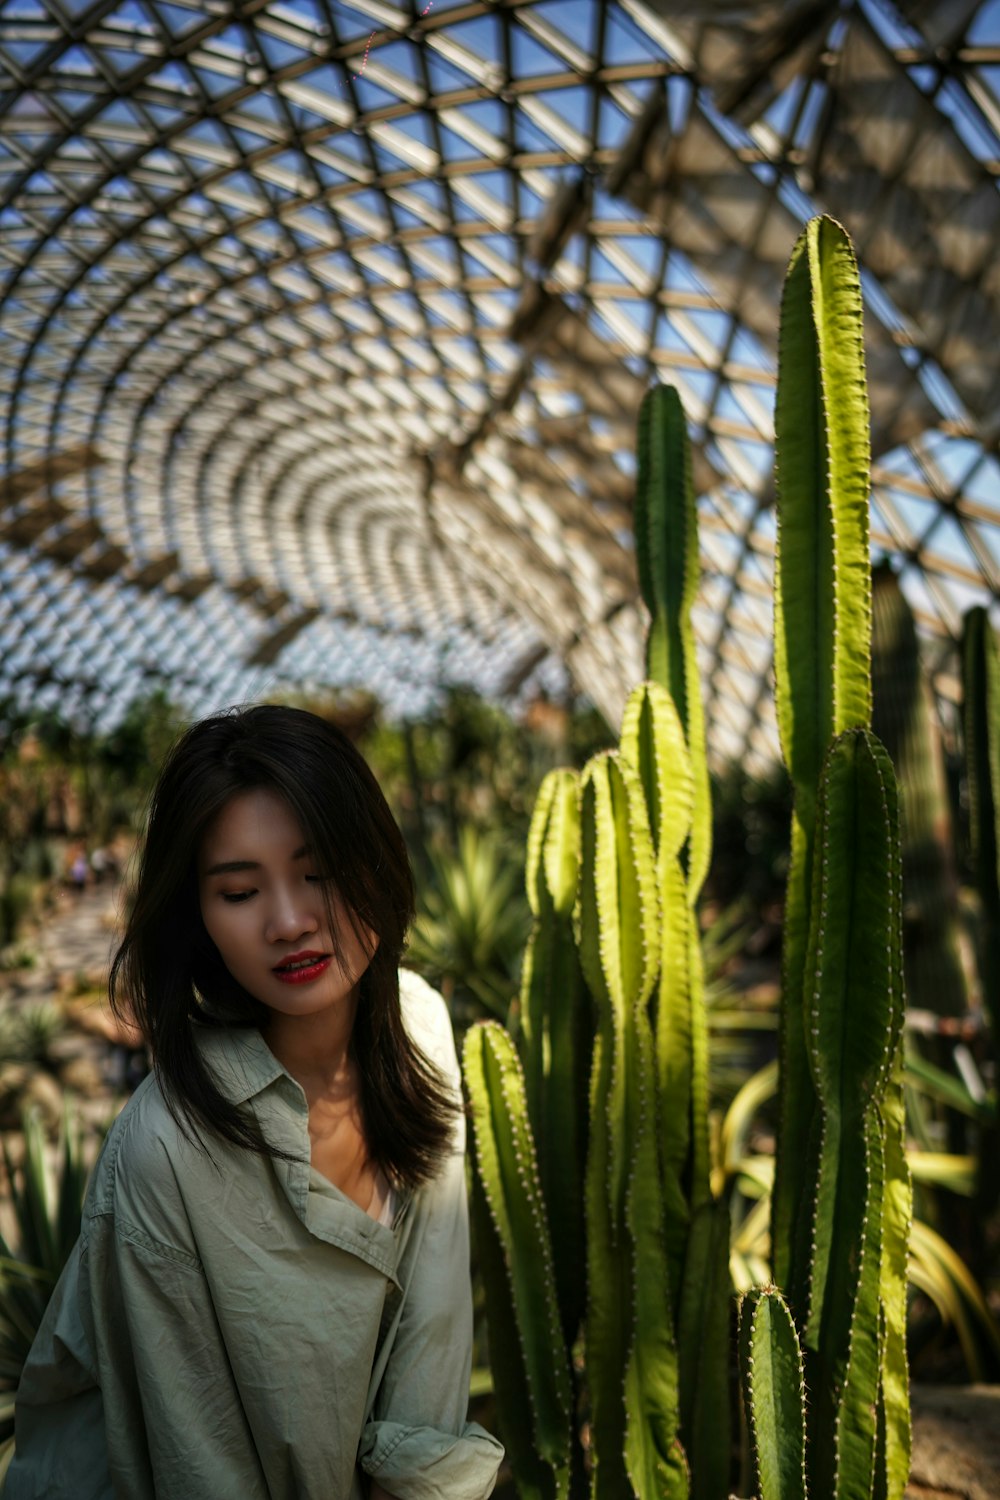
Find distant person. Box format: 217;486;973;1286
68;849;88;894
7;704;503;1500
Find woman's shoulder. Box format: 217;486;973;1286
398;968;456;1078
83;1073;216;1249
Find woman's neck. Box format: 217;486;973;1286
264;987;360;1099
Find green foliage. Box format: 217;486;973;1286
406;826;530;1023
0;876;37;948
0;1110;94;1463
465;214;918;1500
0;1003;67;1070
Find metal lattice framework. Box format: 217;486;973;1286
1;0;998;768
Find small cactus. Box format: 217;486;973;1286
738;1286;808;1500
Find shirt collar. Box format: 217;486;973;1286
194;1023;291;1105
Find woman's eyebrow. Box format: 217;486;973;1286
204;845;310;877
204;859;258;876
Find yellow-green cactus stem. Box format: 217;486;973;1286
520;767;589;1343
800;730;902;1497
576;750;665;1496
634;383;711;903
738;1286;808;1500
772;215;873;1297
463;1022;573;1500
620;682;700;1293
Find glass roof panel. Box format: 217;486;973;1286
1;0;998;750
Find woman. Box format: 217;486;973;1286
6;705;503;1499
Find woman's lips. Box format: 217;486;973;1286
272;955;332;984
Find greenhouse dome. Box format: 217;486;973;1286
1;0;998;769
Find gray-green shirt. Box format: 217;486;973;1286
5;970;503;1499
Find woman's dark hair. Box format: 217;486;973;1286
109;703;456;1189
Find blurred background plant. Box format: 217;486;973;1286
0;1107;101;1481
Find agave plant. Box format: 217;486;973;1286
0;1108;95;1473
405;825;531;1024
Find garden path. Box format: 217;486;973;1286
31;879;124;991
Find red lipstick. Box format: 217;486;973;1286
272;950;331;984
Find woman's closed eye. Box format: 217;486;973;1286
220;874;329;904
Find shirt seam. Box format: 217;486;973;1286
367;1422;410;1470
116;1217;204;1271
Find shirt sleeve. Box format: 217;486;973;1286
358;979;504;1500
87;1212;271;1498
4;1238;109;1500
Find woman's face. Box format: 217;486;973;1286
197;786;376;1019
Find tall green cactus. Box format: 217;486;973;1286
620;682;693;1300
634;384;711;904
634;388;712;1213
577;751;687;1497
771;213;873;1301
759;215;912;1500
959;606;1000;1222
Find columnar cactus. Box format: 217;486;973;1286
634;386;712;1213
800;729;902;1496
634;383;711;905
620;682;694;1299
576;750;688;1498
762;215;912;1500
770;214;874;1302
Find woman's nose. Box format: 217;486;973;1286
265;889;319;944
